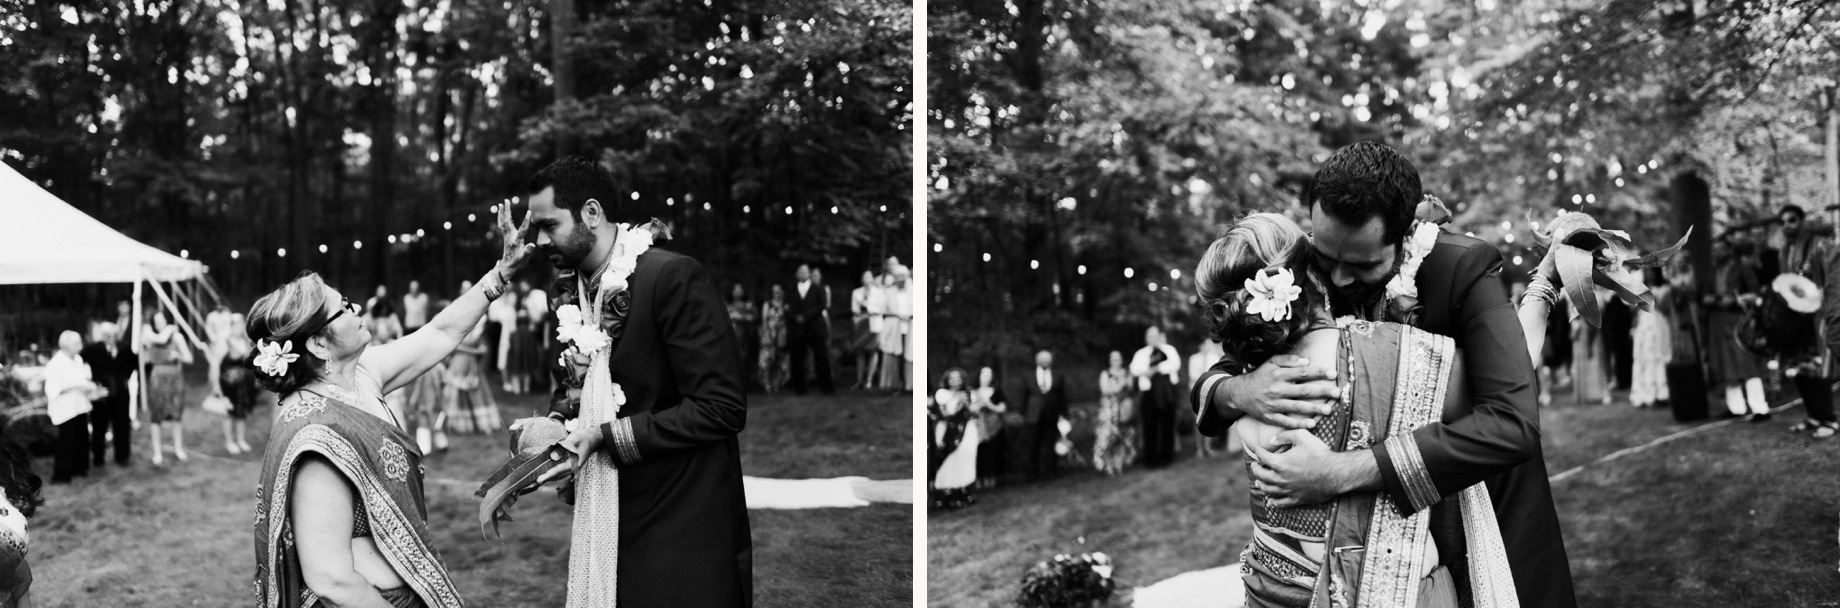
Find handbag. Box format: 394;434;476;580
201;393;233;416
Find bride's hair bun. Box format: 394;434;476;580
1194;213;1321;370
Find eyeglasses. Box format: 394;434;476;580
302;297;360;337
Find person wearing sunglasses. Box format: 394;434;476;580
245;203;534;608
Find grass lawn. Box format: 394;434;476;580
927;385;1840;608
27;369;912;608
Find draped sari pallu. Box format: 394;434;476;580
1316;323;1517;608
1242;322;1516;608
254;394;463;608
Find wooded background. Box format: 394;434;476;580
927;0;1840;371
0;0;912;316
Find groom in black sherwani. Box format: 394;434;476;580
1191;142;1575;608
527;156;753;608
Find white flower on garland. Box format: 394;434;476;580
1243;267;1303;323
253;340;299;377
554;303;611;356
1385;221;1442;300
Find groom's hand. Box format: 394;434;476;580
536;423;608;484
1247;429;1377;508
1219;355;1338;429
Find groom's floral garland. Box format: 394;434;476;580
552;222;656;411
1371;221;1440;325
1016;551;1115;608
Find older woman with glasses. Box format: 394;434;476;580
248;204;534;608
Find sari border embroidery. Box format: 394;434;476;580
1354;326;1453;608
258;424;463;608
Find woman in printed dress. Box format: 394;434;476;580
757;285;790;394
142;311;194;465
1092;351;1137;476
249;204;533;608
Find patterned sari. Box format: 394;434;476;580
253;393;463;608
1242;321;1517;608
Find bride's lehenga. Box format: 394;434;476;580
1241;320;1518;608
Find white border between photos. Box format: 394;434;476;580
910;0;929;604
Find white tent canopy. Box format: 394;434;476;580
0;160;205;285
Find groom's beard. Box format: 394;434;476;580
543;225;599;270
1327;281;1386;318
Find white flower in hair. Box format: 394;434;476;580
253;340;299;377
1243;267;1302;323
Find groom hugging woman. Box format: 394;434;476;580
1191;142;1580;608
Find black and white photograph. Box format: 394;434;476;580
928;0;1838;607
0;0;914;606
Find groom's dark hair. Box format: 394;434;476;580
1303;141;1422;245
529;156;621;222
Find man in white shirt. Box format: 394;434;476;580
1130;326;1182;468
402;280;430;332
203;303;236;388
852;270;885;390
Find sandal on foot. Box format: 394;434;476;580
1789;421;1817;433
1815;423;1839;440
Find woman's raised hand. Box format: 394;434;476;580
497;200;538;275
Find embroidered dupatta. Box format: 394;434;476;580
253;393;463;608
1308;322;1517;608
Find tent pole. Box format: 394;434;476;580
132;274;144;425
147;279;206;350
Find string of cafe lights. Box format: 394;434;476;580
172;191;902;263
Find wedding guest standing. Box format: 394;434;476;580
930;369;980;509
1571;290;1613;405
523;282;551;393
1777;205;1840;438
441;294;501;436
1186;339;1227;457
852;270;885;390
44;331;99;483
204;303;236;390
80;322;136;467
971;366;1009;488
758;285;790;394
1131;326;1182;468
787;264;835;394
505;280;540;394
879;266;913;393
1629;268;1673;409
402;280;431;333
1705;237;1769;419
1021;349;1067;480
1093;351;1137;476
142;311;194;465
727;284;759;390
217;314;257;454
488;284;519;379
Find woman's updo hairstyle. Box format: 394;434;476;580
1194;213;1324;372
245;271;336;394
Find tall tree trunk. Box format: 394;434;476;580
551;0;578;159
1825;87;1838;230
